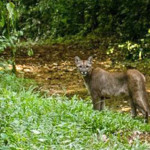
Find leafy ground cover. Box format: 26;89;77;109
0;73;150;150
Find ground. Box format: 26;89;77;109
15;44;109;96
1;44;150;113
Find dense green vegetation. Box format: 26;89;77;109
0;72;150;149
12;0;150;40
1;0;150;60
1;2;150;149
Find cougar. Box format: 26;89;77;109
75;56;150;123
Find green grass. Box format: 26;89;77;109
0;73;150;150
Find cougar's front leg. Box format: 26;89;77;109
99;96;105;111
91;93;100;110
91;93;105;111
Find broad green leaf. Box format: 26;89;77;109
6;2;15;19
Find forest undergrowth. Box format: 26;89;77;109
0;71;150;149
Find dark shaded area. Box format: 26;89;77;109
1;0;150;40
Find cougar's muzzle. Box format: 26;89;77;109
81;71;88;76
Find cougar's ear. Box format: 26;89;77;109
88;56;93;64
75;56;80;64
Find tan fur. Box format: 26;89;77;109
75;56;150;123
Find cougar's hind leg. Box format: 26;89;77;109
137;105;149;123
145;112;149;123
131;104;137;118
130;99;137;118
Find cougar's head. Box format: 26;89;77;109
75;56;93;76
